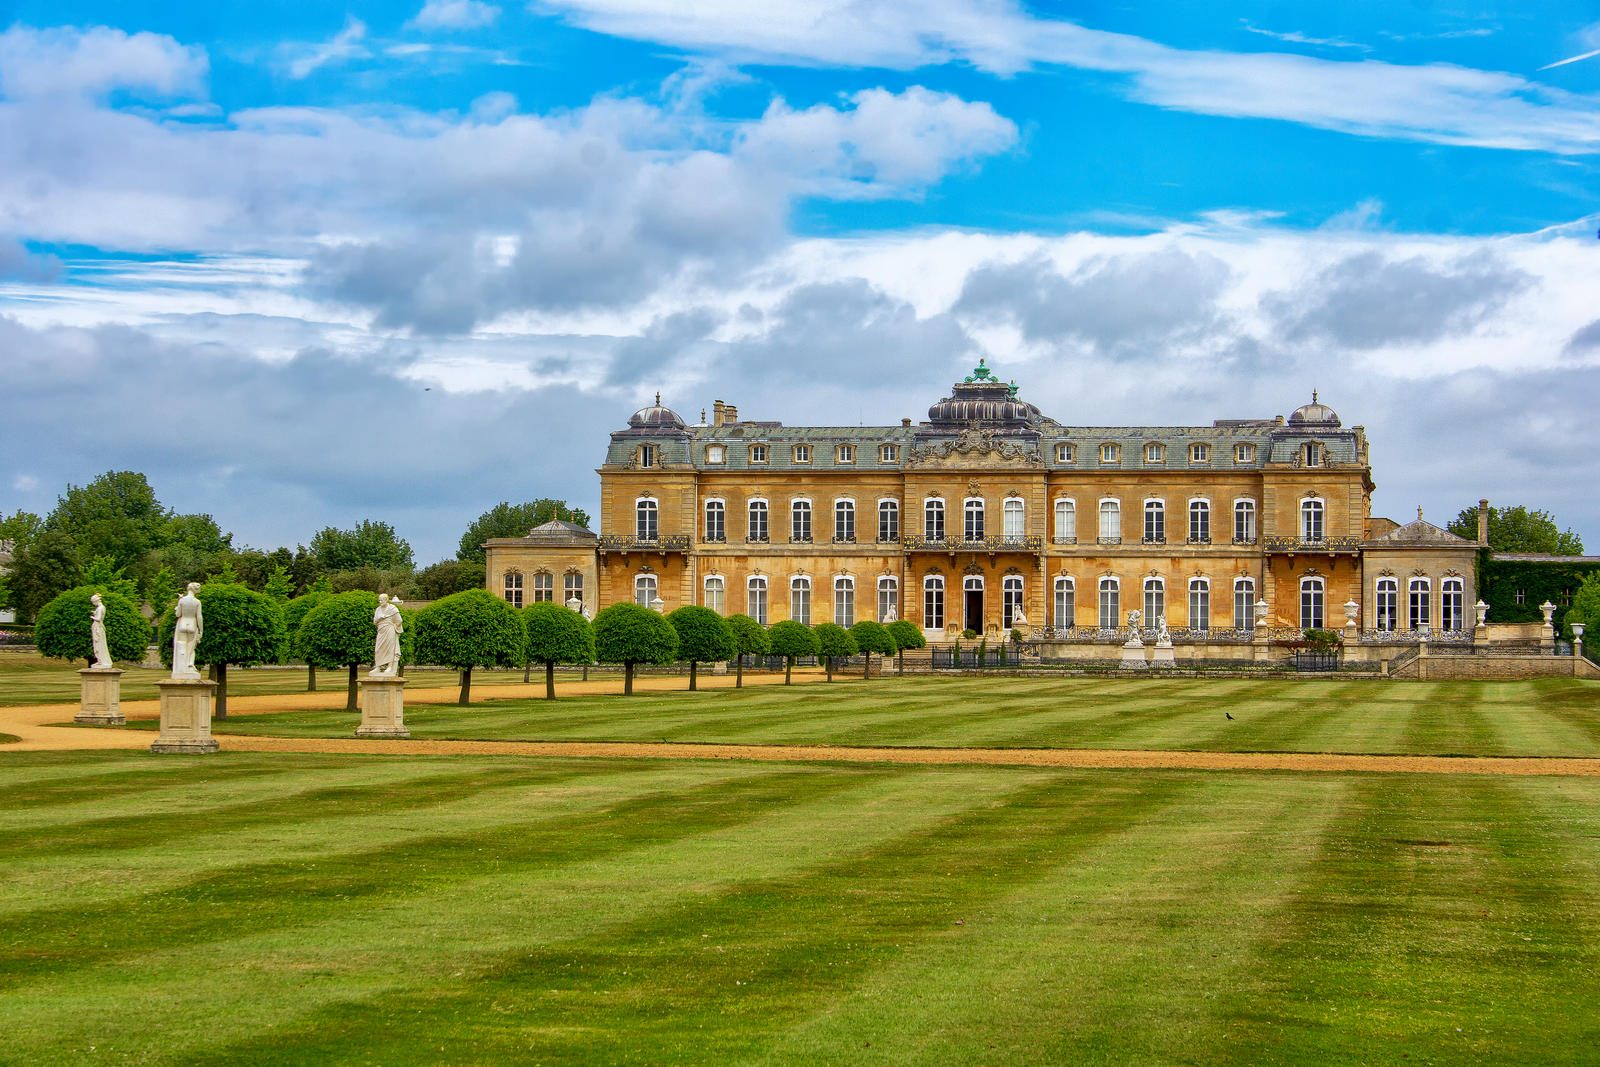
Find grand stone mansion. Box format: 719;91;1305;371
484;361;1482;651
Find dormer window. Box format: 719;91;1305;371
1055;444;1074;463
706;444;725;464
794;444;811;464
879;444;898;463
1099;444;1120;464
1302;443;1322;467
639;444;657;468
1189;444;1209;464
1144;444;1164;464
836;444;855;464
750;444;768;464
1234;443;1255;463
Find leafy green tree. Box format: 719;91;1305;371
812;622;858;683
1449;505;1584;555
297;591;382;711
4;529;81;622
43;470;170;569
308;520;415;572
263;565;294;602
592;602;679;695
165;512;232;554
0;509;42;549
666;606;736;691
79;556;139;603
416;560;487;600
456;500;591;563
522;602;595;699
210;558;240;584
157;583;286;719
767;620;820;685
282;590;330;691
143;566;180;620
34;587;149;666
1563;573;1600;642
849;620;897;680
415;589;525;705
886;620;925;674
328;565;420;599
725;613;769;688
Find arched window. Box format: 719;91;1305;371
1188;500;1211;544
835;577;855;627
1002;575;1024;628
1099;443;1120;464
1234;500;1257;544
1143;500;1165;544
564;571;583;607
1233;578;1255;631
1234;443;1255;463
1144;443;1164;464
636;498;658;541
790;577;811;626
503;570;523;608
704;499;725;543
878;500;899;543
1376;577;1399;632
1409;577;1431;632
1301;498;1325;542
1055;443;1075;463
836;443;855;464
791;499;812;543
1099;499;1121;542
1003;498;1025;538
1098;578;1120;629
634;573;658;608
924;576;945;630
1300;577;1325;629
878;576;898;622
834;499;856;543
1442;578;1465;632
747;576;768;625
1189;443;1209;464
748;499;769;542
1054;499;1076;543
964;498;985;541
1143;577;1165;626
1188;578;1210;631
1053;577;1075;630
532;571;554;603
703;575;725;614
924;498;946;542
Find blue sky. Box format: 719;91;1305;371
2;1;1598;562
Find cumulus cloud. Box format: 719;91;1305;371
410;1;502;30
1263;250;1534;349
0;24;207;100
1564;319;1600;356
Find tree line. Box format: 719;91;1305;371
0;470;587;622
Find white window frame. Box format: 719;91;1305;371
964;497;986;542
1442;578;1465;632
1303;442;1321;467
1053;576;1075;630
706;444;725;465
747;498;769;542
1002;575;1024;629
1234;443;1254;463
1189;443;1209;464
1188;578;1210;631
1099;443;1120;464
634;573;658;608
878;576;898;622
791;498;812;543
1376;578;1399;632
1144;443;1164;464
834;498;856;543
1098;578;1120;630
924;576;945;630
703;498;726;543
877;499;900;543
563;571;583;607
1055;443;1075;464
749;444;768;464
747;576;768;625
1233;578;1255;631
834;576;855;627
1098;498;1122;541
1003;498;1025;538
1143;499;1165;543
639;443;657;468
1188;498;1211;544
635;497;658;541
837;443;855;464
703;575;725;614
1409;577;1431;632
1233;499;1257;543
1054;498;1077;543
793;444;811;464
1301;498;1325;542
1143;578;1165;626
532;571;554;603
1300;577;1325;630
503;570;523;608
879;443;898;463
924;498;946;542
790;576;812;626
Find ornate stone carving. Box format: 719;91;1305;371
906;428;1043;468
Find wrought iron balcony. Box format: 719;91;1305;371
1141;535;1166;546
598;534;691;552
703;534;727;544
1096;536;1123;547
745;534;770;544
876;535;901;545
1187;536;1212;546
903;534;1044;552
1263;536;1361;553
1231;535;1258;546
789;534;813;545
1051;535;1078;546
832;535;857;545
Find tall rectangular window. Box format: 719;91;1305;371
1098;579;1120;630
1234;500;1256;543
791;501;811;542
1301;500;1325;542
1300;578;1325;630
1234;579;1255;631
1003;499;1024;538
1053;578;1074;629
1442;578;1464;631
1099;500;1121;541
747;578;767;625
835;578;855;627
1376;578;1398;631
748;500;768;542
878;500;899;542
704;576;724;614
564;571;583;607
1409;578;1430;631
1188;580;1209;631
1002;575;1024;629
636;499;658;541
532;572;554;603
503;571;523;608
878;577;898;623
1054;499;1076;542
924;577;944;630
634;574;657;608
704;500;725;542
964;499;985;541
1143;579;1164;627
790;578;811;626
925;499;945;541
1189;501;1211;544
1143;501;1165;543
834;500;855;542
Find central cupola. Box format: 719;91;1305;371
925;359;1046;431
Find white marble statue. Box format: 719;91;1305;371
171;583;203;680
566;595;584;614
1127;609;1141;630
370;593;404;677
1156;613;1169;640
1011;607;1028;627
89;593;113;668
881;605;897;624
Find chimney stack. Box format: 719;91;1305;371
1477;499;1490;546
901;417;911;427
712;400;725;426
724;404;738;424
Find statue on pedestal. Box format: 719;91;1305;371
1127;609;1142;633
89;593;113;668
171;583;204;680
881;605;897;624
370;593;404;677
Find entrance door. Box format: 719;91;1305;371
963;577;984;633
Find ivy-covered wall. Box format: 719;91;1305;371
1478;553;1600;626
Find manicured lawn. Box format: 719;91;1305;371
0;750;1596;1064
124;675;1600;759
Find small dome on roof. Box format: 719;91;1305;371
628;392;686;430
1288;390;1341;427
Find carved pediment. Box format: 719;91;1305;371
906;428;1043;469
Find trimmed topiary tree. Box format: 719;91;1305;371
593;602;679;695
849;619;897;680
767;620;820;685
812;622;858;683
296;591;380;711
666;605;737;691
886;619;925;674
158;582;286;718
282;590;330;691
35;587;149;666
415;589;525;705
523;601;595;700
725;613;769;688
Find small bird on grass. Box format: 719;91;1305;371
1225;712;1235;720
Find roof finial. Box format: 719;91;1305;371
1312;388;1318;403
1417;505;1424;521
654;391;661;406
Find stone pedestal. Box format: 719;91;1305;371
1119;635;1148;670
357;676;410;739
76;668;125;724
1150;636;1177;668
151;678;219;754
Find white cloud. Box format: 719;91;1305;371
533;0;1600;154
285;17;370;79
0;24;207;100
11;474;39;492
410;0;502;30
